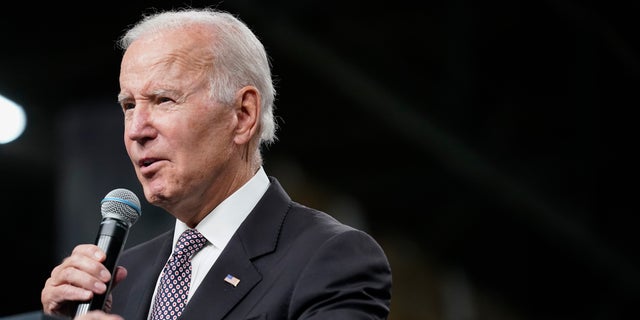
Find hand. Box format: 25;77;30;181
41;244;128;317
74;310;124;320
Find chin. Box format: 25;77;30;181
143;184;169;206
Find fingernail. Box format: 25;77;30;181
100;269;110;280
94;282;106;292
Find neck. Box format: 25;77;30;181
175;151;262;228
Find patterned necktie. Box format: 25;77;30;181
150;228;207;320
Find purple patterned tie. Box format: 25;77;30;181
150;228;207;320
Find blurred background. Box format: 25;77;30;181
0;1;635;319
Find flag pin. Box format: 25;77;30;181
224;274;240;287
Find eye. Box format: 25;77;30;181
158;96;174;104
121;102;135;112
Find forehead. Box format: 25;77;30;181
119;26;215;91
123;25;215;69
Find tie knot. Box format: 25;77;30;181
173;228;206;257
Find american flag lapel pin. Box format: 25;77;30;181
224;274;241;287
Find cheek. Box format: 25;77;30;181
185;122;234;167
169;106;235;161
123;122;135;150
123;137;134;158
189;109;234;143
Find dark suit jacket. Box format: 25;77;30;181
111;177;392;319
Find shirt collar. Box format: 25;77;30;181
172;166;271;249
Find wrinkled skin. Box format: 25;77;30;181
41;22;262;320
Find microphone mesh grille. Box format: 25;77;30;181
100;188;142;226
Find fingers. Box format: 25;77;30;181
75;310;124;320
103;266;128;313
41;244;111;315
51;246;111;292
41;281;92;314
113;266;128;286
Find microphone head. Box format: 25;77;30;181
100;188;142;227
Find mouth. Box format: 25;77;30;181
139;158;159;168
138;158;165;175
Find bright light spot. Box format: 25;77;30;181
0;94;27;144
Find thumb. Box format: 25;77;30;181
103;266;127;312
113;266;128;286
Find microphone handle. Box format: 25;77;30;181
75;219;130;317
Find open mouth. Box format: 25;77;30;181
139;158;159;168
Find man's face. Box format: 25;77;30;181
118;26;237;216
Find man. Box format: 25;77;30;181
41;7;392;320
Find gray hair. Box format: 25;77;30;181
117;8;278;145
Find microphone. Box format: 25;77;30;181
74;188;142;317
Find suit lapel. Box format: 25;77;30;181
179;177;292;319
124;233;173;320
181;238;261;319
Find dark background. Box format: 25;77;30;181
0;1;635;319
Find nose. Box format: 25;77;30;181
125;104;157;144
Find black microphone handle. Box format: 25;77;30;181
75;218;130;317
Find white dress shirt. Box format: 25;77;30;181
147;167;270;318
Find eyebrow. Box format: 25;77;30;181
117;89;185;105
117;93;131;105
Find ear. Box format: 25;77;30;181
233;86;261;145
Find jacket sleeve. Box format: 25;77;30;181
290;229;393;319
